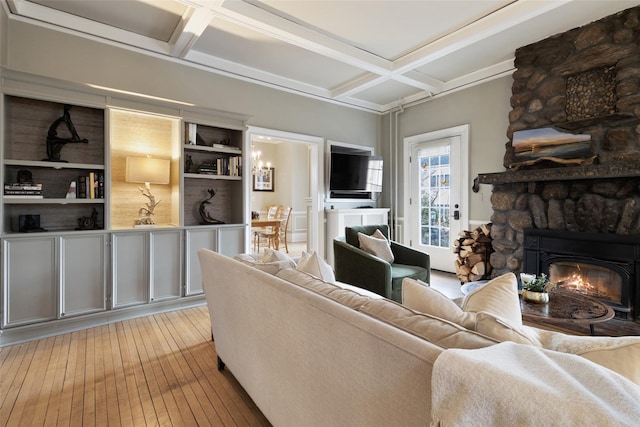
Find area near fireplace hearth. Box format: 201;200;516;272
476;6;640;323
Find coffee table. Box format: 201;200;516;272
520;289;614;335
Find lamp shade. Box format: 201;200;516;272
126;156;170;184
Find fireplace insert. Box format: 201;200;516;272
523;229;639;320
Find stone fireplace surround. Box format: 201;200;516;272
477;6;640;321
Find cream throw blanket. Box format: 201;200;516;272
431;342;640;426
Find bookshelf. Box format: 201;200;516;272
182;122;244;227
0;81;248;336
2;96;106;233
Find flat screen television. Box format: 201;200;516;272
329;152;383;193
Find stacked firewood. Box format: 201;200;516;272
453;223;493;283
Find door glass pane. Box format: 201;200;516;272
418;145;451;248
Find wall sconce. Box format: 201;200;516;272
125;156;170;227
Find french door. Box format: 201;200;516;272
404;126;468;273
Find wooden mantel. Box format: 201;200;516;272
475;163;640;190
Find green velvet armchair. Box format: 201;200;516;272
333;224;430;302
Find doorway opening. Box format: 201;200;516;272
245;127;322;258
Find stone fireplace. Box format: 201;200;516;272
476;6;640;321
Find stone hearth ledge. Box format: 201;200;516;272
476;163;640;188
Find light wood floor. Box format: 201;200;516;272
0;305;270;427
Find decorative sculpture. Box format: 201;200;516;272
135;185;161;226
77;207;99;230
199;188;224;225
45;104;89;162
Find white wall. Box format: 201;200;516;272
381;77;512;225
1;15;379;153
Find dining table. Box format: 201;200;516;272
251;218;281;250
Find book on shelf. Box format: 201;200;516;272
97;173;104;198
212;143;240;151
4;190;43;195
5;183;43;190
89;172;95;199
4;182;43;197
77;175;87;198
4;194;43;199
76;172;103;199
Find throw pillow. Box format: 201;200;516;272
296;250;335;282
233;252;294;275
371;228;388;241
402;278;476;330
474;312;541;346
260;248;297;268
461;272;522;327
358;231;394;263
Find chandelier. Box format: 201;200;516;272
251;145;271;175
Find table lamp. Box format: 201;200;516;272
125;156;170;227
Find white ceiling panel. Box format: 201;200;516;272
193;18;367;90
253;0;514;60
30;0;187;42
5;0;639;113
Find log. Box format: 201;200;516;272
471;262;486;276
454;223;494;283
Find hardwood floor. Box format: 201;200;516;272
0;305;270;427
2;274;638;426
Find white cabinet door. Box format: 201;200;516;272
112;232;148;308
185;228;217;295
150;229;182;301
218;226;245;257
61;234;107;317
3;237;57;327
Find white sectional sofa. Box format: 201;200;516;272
197;248;640;426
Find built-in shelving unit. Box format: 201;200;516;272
0;77;249;344
182;122;244;227
2;95;106;233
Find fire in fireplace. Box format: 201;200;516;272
523;228;638;320
548;262;623;306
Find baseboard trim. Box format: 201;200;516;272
0;295;207;347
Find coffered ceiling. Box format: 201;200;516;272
4;0;639;113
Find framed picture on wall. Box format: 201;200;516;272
253;168;274;192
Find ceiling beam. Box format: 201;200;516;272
169;5;215;58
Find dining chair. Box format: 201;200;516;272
253;205;278;252
256;206;291;252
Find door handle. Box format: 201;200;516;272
452;204;460;220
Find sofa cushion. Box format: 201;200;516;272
358;298;498;350
296;250;335;282
402;278;476;329
277;268;371;310
531;328;640;386
233;253;294;275
461;273;522;327
358;231;394;263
